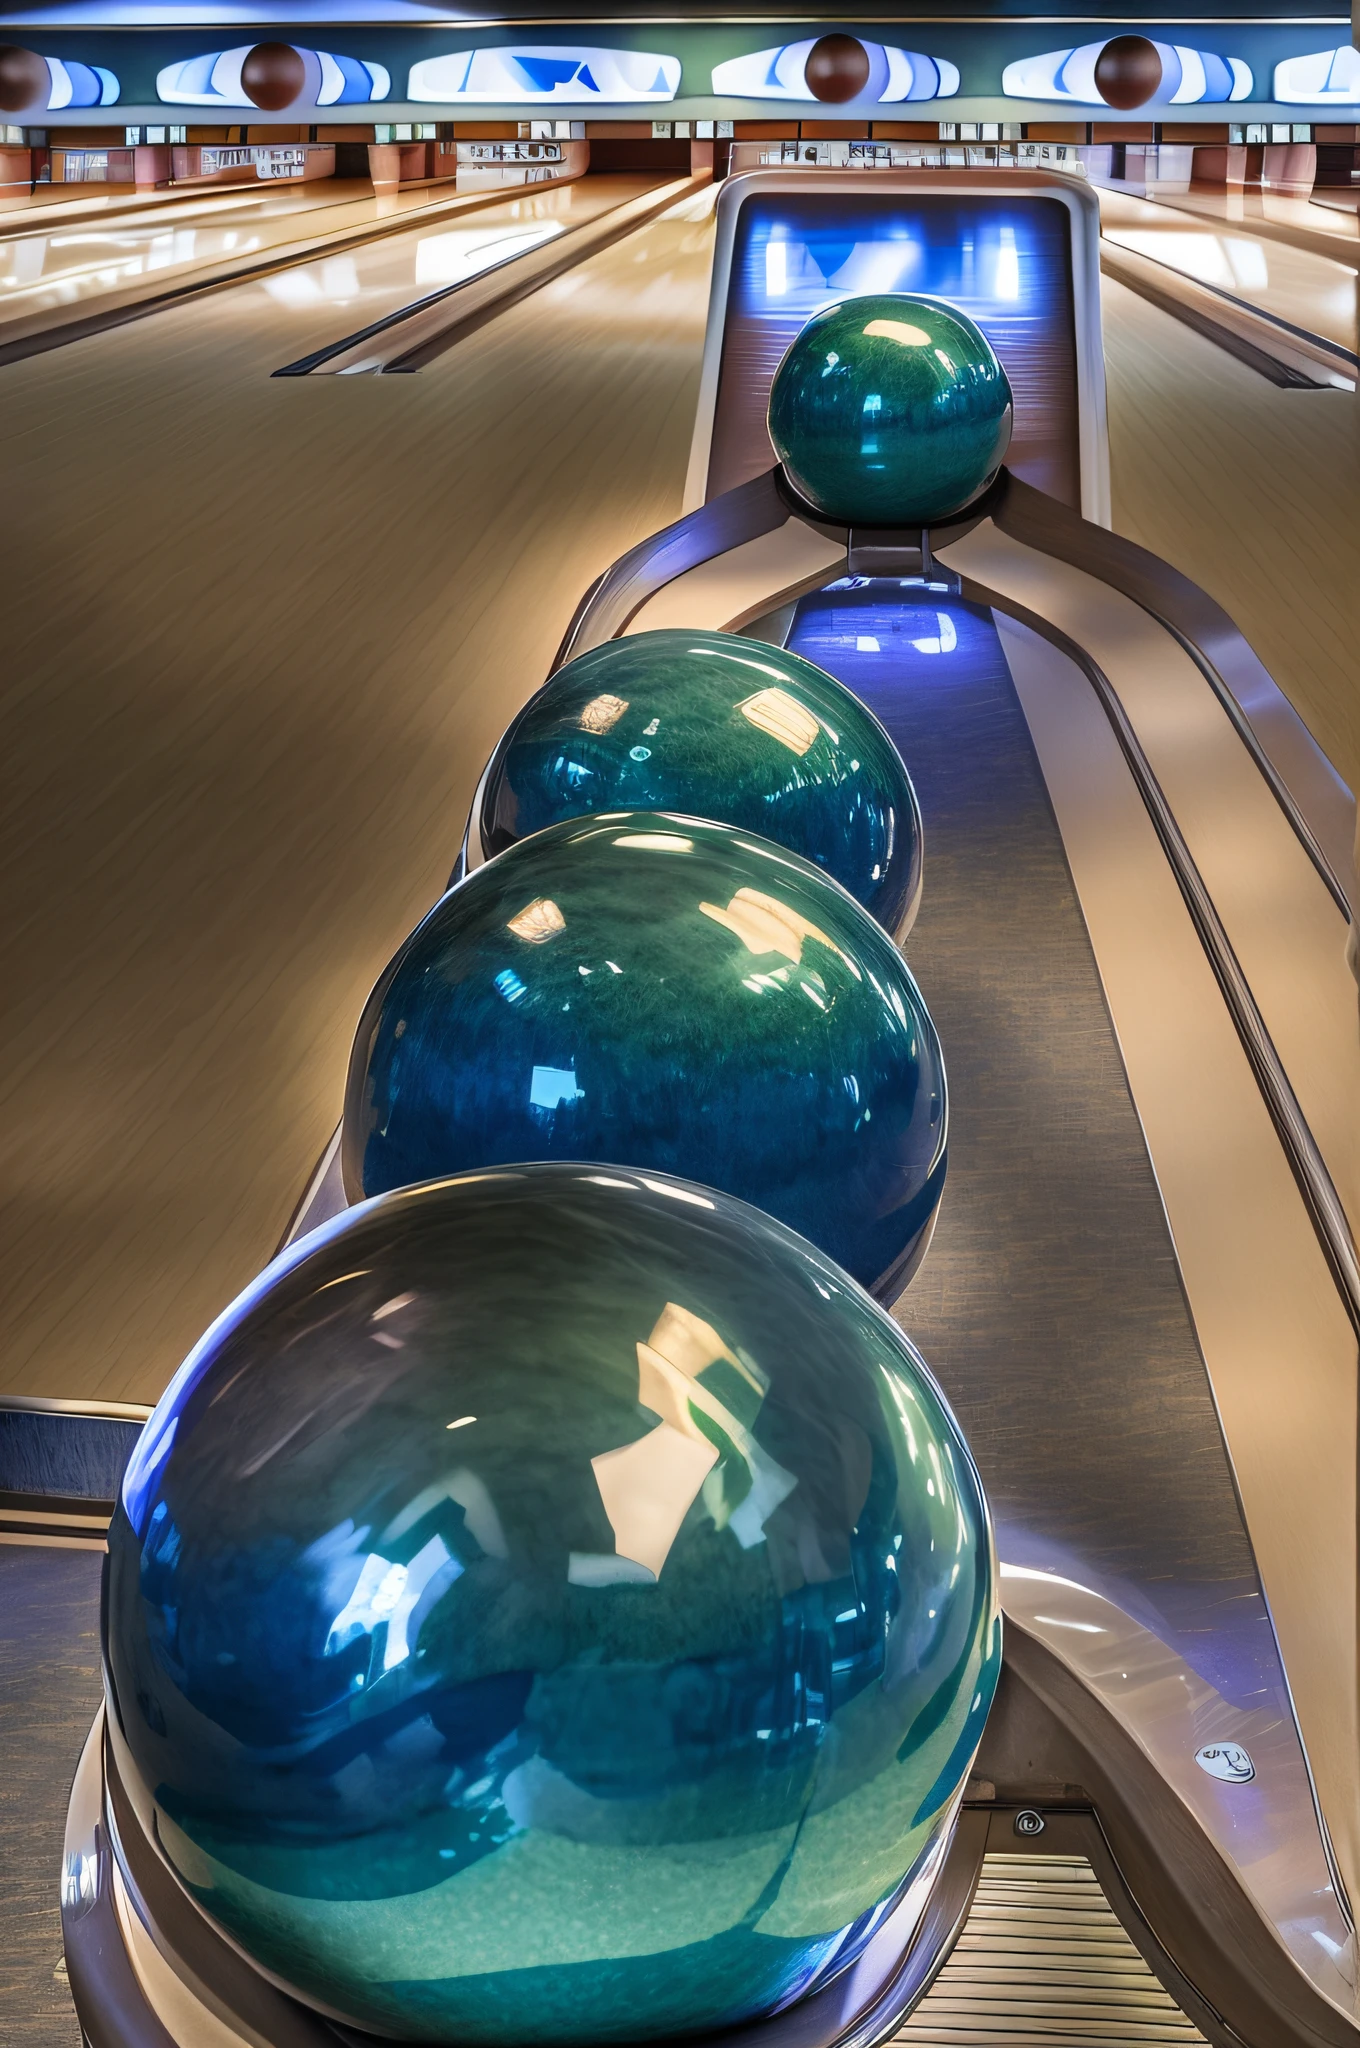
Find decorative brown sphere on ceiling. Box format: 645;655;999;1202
805;33;872;104
1093;34;1164;109
0;44;49;113
240;41;306;110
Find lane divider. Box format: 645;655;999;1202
1100;238;1356;389
0;166;587;371
285;173;707;377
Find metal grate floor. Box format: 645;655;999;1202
896;1852;1207;2045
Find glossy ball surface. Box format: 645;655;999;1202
482;629;922;937
1094;34;1162;107
241;40;305;107
768;294;1013;528
106;1167;1000;2045
0;43;48;112
805;33;871;102
345;812;947;1298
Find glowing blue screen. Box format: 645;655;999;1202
709;191;1079;506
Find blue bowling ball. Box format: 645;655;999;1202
106;1165;1000;2046
768;294;1013;527
481;629;922;937
344;811;947;1299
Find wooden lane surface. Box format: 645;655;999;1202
4;214;1350;1409
0;169;599;362
1112;183;1360;269
0;178;460;246
0;189;716;1404
1097;186;1360;360
1102;272;1360;811
292;174;696;375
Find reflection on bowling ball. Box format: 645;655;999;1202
106;1166;1000;2045
768;294;1013;528
481;629;922;936
344;812;947;1298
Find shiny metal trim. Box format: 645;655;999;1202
898;1852;1209;2044
957;567;1360;1376
553;466;794;665
0;1393;153;1421
275;1124;342;1254
992;472;1355;919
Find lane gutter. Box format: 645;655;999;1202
287;172;706;377
0;168;585;371
1100;237;1357;389
272;222;575;377
1103;181;1360;273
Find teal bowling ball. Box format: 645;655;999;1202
481;629;922;938
105;1166;1000;2046
344;811;947;1299
768;294;1013;527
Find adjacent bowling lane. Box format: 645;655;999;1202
0;177;405;242
0;184;715;1405
260;174;670;364
1116;180;1360;262
1102;268;1360;797
1099;185;1359;357
0;176;307;232
0;170;606;336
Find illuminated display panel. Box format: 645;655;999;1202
708;192;1080;509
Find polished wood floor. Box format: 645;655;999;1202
2;198;1355;1406
1102;272;1360;798
0;193;715;1403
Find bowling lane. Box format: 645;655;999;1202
0;168;470;233
1119;181;1360;262
0;188;714;1406
1101;270;1360;802
0;177;322;234
0;171;606;335
0;177;427;244
1098;185;1359;357
262;174;672;366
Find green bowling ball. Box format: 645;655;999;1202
768;294;1013;527
106;1166;1000;2045
481;629;923;937
344;811;947;1300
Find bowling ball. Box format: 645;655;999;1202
0;44;48;113
805;33;871;102
1094;34;1162;108
105;1165;1000;2045
481;629;922;937
768;294;1013;528
344;812;947;1299
241;40;305;108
